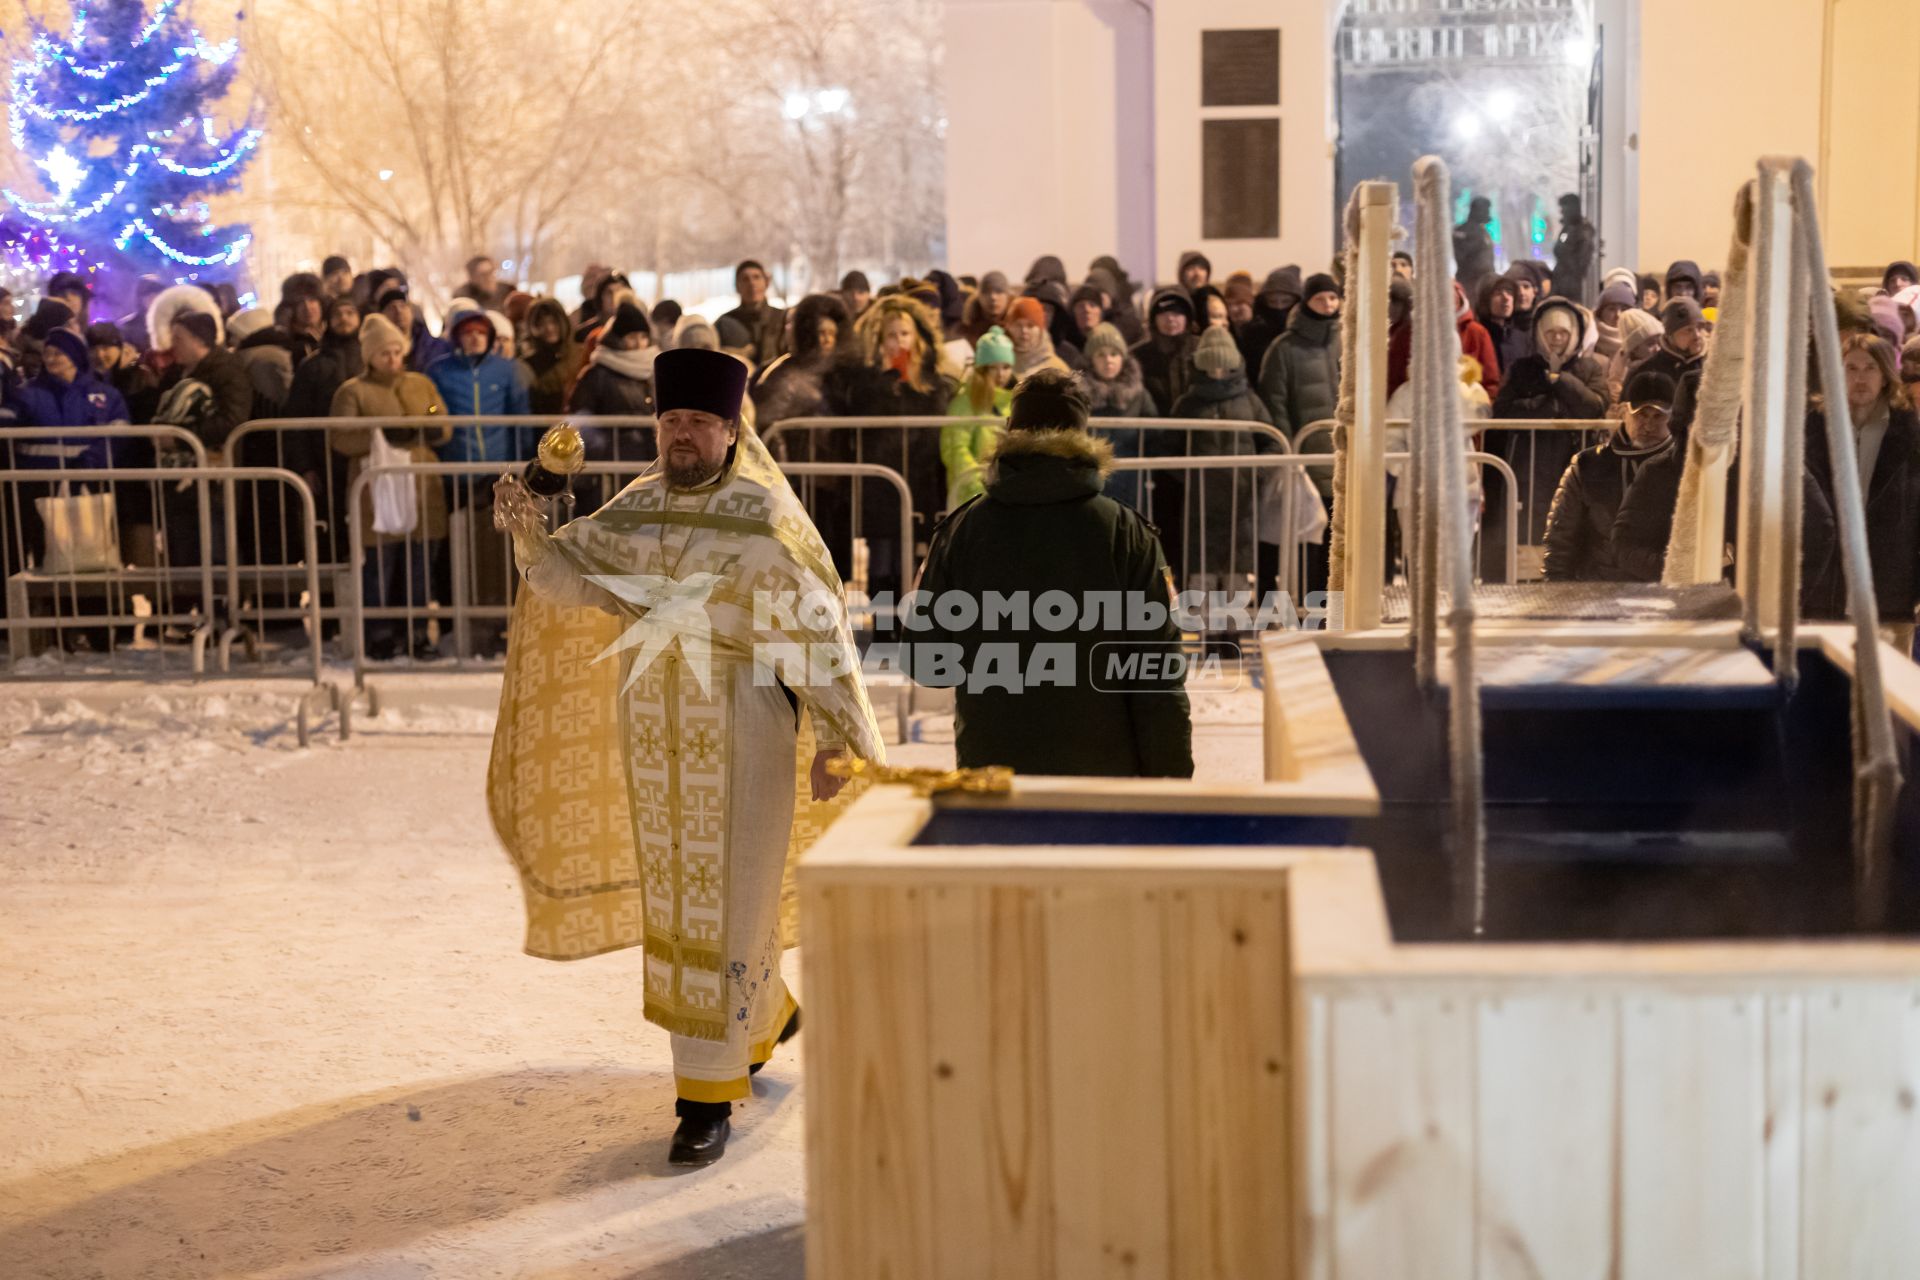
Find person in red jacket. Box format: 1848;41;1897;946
1454;279;1502;398
1388;280;1503;400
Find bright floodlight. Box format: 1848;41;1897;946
783;92;812;121
1486;89;1518;122
1453;112;1482;141
1562;34;1593;67
814;88;850;116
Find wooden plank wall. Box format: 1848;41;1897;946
804;869;1295;1280
1299;982;1920;1279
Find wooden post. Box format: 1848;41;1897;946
1343;182;1394;633
1737;163;1794;634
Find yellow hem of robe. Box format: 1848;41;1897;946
673;992;801;1103
676;1074;751;1103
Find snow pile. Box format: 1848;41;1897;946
357;701;500;736
0;691;320;776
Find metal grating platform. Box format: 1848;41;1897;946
1380;581;1744;624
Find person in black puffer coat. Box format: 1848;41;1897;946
1477;274;1532;379
1169;326;1278;593
1257;274;1343;597
1132;287;1199;420
569;302;657;418
821;293;959;599
1086;260;1145;346
755;293;859;564
1234;266;1302;383
1453;195;1497;301
752;292;854;428
568;301;658;508
1542;369;1679;582
1490;296;1611;553
1257;273;1342;472
911;370;1192;778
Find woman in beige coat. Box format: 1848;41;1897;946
331;313;451;658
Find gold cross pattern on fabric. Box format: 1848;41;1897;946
825;756;1014;797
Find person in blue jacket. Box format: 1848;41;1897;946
6;327;132;645
424;304;531;656
10;326;131;470
427;305;532;465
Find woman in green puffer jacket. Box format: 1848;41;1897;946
942;325;1015;509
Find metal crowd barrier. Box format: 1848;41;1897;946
341;459;913;688
227;414;661;470
1291;416;1604;456
1;426;221;669
783;462;916;603
764;416;1293;597
762;415;1295;453
1106;451;1521;612
1296;416;1608;580
0;423;208;467
218;415;662;665
223;413;662;553
0;465;344;745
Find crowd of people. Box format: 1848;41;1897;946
4;224;1920;655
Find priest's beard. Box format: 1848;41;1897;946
664;454;724;489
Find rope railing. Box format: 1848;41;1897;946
1785;157;1902;928
1412;153;1487;938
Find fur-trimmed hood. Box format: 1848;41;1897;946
147;284;223;354
984;427;1115;504
1532;295;1599;359
853;293;957;392
1084;353;1147;411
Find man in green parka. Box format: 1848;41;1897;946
910;370;1194;778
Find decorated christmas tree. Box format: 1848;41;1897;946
3;0;259;299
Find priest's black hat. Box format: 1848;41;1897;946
654;347;749;421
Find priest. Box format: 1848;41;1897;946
489;346;884;1166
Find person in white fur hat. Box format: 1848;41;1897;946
144;283;224;358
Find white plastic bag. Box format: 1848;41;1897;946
36;481;120;574
367;430;418;537
1257;468;1328;545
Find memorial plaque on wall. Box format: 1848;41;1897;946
1202;28;1280;107
1203;119;1280;240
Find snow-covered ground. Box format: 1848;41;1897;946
0;668;1263;1279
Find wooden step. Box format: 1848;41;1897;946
1436;642;1780;710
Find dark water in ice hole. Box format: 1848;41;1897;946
912;646;1920;943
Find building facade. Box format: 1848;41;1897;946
942;0;1920;284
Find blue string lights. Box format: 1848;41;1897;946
0;218;107;298
3;1;255;287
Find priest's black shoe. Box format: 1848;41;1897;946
749;1006;803;1076
669;1101;732;1166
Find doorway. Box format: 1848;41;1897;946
1334;0;1600;287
